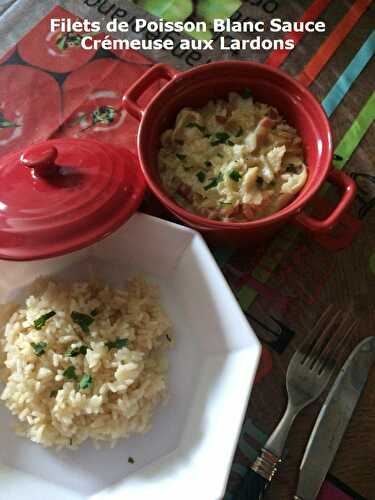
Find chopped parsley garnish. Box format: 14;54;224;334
31;341;48;357
236;127;244;137
71;311;95;334
176;153;186;161
227;140;235;146
241;88;252;99
286;165;298;174
204;160;212;167
63;366;77;380
196;171;206;183
90;309;99;317
211;132;230;146
166;334;172;342
204;172;223;191
229;170;242;182
79;374;93;390
217;153;224;158
50;389;58;398
105;338;129;350
256;177;264;185
34;311;56;330
186;122;206;133
334;154;343;161
128;457;135;464
64;345;88;358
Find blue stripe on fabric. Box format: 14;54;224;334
322;30;375;117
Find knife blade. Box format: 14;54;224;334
294;336;375;500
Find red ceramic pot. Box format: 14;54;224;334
123;62;356;246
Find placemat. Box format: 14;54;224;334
0;1;374;498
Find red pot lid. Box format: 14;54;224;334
0;138;146;261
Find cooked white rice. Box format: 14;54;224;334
0;277;172;449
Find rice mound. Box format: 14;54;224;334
0;277;172;449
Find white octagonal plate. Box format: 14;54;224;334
0;213;261;500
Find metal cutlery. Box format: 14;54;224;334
294;335;375;500
234;307;354;500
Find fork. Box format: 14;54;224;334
234;307;353;500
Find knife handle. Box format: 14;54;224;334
234;449;280;500
234;469;268;499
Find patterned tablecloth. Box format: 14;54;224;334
0;1;374;498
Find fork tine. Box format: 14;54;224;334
317;318;357;375
298;305;334;360
307;309;342;366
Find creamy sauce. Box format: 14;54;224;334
158;91;308;221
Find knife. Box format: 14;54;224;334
294;336;375;500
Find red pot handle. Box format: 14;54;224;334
294;169;357;233
122;63;178;121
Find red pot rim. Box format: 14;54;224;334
137;61;333;229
